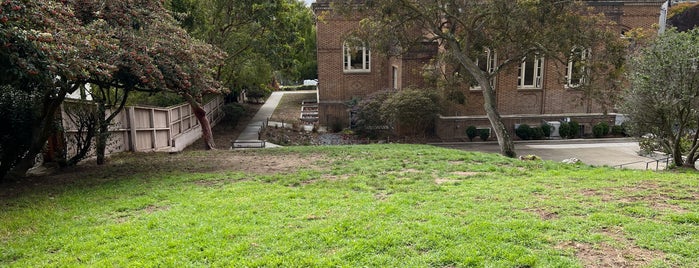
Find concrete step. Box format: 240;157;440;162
232;139;266;149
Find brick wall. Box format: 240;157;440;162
315;5;390;127
314;0;663;136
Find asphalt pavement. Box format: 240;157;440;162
433;138;670;170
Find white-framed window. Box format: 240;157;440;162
470;48;497;90
566;47;591;88
518;55;544;89
343;40;370;73
392;66;399;89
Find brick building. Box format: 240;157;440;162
312;0;664;140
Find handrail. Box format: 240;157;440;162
614;156;672;171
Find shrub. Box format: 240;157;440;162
515;124;532;140
221;103;246;125
479;128;490;141
379;88;440;135
540;123;552;138
559;122;571;139
568;121;580;138
593;122;610;138
531;127;545;140
246;84;273;103
611;125;624;136
466;126;478;141
350;90;393;136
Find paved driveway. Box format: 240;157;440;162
434;138;670;170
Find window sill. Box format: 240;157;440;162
343;69;371;74
517;87;543;91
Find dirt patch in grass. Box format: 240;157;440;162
524;208;558;220
557;227;665;267
451;171;481;177
143;204;170;214
0;150;327;199
580;181;690;213
165;152;327;175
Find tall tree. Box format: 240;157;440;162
169;0;317;90
623;28;699;169
72;0;225;151
339;0;623;157
0;0;115;179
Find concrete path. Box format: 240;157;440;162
234;90;316;148
434;138;670;170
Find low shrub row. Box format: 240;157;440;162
465;126;490;141
466;121;627;141
515;123;552;140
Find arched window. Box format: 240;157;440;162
343;39;370;73
518;54;544;89
567;47;591;88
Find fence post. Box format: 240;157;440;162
166;108;172;147
128;107;137;152
150;108;156;150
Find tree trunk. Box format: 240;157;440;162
672;137;684;168
449;40;516;157
9;90;68;178
482;87;517;158
95;119;109;165
183;94;216;150
683;128;699;169
95;88;129;165
195;104;216;150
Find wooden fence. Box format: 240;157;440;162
61;96;224;156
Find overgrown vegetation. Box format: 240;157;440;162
622;28;699;168
1;145;697;266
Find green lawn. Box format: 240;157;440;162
1;144;698;267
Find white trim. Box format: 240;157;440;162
518;55;544;89
566;47;591;88
343;41;371;73
470;48;497;91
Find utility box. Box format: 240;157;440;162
547;121;561;138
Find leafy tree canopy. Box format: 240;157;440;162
169;0;317;89
623;28;699;168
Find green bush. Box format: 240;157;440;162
350;90;393;136
515;124;532;140
611;125;624;136
479;128;490;141
466;126;478;141
593;122;610;138
559;122;571;139
379;88;440;135
221;103;246;125
540;123;552;138
531;127;545;140
568;121;580;138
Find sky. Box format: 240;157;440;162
304;0;314;6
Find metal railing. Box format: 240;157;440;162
614;157;672;171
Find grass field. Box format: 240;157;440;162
1;144;698;267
